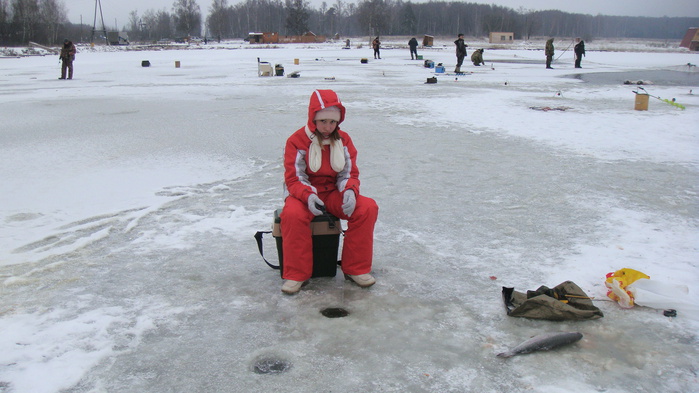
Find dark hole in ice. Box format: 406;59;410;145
566;70;699;87
253;358;291;374
321;307;349;318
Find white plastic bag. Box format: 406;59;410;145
626;278;699;320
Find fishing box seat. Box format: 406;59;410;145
272;208;342;278
258;61;273;77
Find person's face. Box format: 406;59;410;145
315;119;338;138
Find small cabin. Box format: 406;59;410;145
422;35;434;47
247;32;264;43
489;32;514;44
279;31;325;44
248;31;325;44
247;32;279;44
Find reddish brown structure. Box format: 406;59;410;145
247;32;326;44
680;27;699;51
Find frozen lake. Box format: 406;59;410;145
1;38;698;392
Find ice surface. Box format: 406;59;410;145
1;38;698;392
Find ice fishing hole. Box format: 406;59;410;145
566;70;699;87
321;307;349;318
252;358;291;374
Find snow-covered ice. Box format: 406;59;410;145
1;37;698;392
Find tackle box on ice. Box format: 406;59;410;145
271;208;341;277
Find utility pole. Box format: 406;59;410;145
91;0;108;45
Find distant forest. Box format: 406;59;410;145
1;0;697;46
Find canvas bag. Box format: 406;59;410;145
502;281;604;321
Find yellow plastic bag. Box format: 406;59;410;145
604;268;650;308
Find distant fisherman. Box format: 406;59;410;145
497;332;583;358
408;37;419;60
471;48;485;66
59;38;76;80
454;33;468;73
545;38;555;69
574;38;586;68
372;36;381;59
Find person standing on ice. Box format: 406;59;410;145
408;37;419;60
454;33;468;73
372;36;381;59
280;89;379;295
574;38;585;68
59;38;76;79
545;38;555;69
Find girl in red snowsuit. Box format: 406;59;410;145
280;89;379;294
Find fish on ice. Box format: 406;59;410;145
497;332;583;358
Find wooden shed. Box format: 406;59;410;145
249;31;325;44
247;32;263;43
279;31;326;44
423;35;434;47
489;32;514;43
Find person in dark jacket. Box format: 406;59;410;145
408;37;419;60
574;39;586;68
59;39;76;79
545;38;554;69
372;36;381;59
471;48;485;66
454;34;468;73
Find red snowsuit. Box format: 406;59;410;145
281;90;379;281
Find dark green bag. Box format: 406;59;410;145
502;281;604;321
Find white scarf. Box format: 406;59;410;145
305;126;345;173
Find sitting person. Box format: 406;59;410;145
280;89;379;294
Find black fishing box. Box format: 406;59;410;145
272;208;341;278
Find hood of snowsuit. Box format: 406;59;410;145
306;89;346;133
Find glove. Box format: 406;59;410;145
342;190;356;217
307;194;325;216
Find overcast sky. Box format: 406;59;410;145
68;0;699;31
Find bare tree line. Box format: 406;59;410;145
0;0;68;45
1;0;697;46
126;0;203;41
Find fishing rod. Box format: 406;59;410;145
316;204;345;235
634;86;686;110
554;39;574;61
